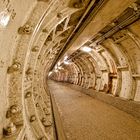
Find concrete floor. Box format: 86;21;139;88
48;80;140;140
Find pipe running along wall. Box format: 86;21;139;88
50;1;140;102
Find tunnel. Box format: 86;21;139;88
0;0;140;139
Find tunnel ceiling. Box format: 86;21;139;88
0;0;140;139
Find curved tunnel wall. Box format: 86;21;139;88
0;0;91;139
50;23;140;101
0;0;140;139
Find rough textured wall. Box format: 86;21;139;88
0;0;92;139
0;0;36;138
50;1;140;103
0;0;140;139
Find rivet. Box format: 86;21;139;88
30;115;36;122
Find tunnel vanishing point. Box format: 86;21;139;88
0;0;140;140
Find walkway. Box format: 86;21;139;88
48;80;140;140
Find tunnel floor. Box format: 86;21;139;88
48;80;140;140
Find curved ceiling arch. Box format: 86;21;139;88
0;0;140;139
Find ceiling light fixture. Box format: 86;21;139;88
0;10;10;28
64;56;68;60
58;62;61;66
58;67;62;70
81;46;92;52
48;72;52;76
55;69;58;72
55;65;58;69
64;61;69;65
